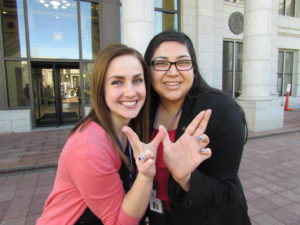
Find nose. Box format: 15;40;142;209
123;83;135;97
167;63;179;76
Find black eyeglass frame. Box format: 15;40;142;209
150;60;193;71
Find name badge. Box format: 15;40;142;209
150;189;164;214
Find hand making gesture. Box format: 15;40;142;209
162;110;212;191
122;126;167;178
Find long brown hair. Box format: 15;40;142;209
70;44;151;168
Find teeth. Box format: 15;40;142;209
165;82;179;86
121;101;136;106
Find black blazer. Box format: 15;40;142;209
150;90;252;225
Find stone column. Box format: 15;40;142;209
237;0;284;132
122;0;154;55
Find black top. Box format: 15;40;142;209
150;90;251;225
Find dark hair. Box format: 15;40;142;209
144;31;248;142
70;43;150;168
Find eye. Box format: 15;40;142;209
134;78;144;84
153;60;169;67
111;80;122;85
177;60;192;66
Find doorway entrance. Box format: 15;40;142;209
32;62;82;127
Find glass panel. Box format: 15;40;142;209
234;42;243;97
2;0;27;57
32;68;56;123
60;68;82;121
285;0;295;16
81;1;100;60
6;61;29;106
277;51;284;95
222;41;233;96
279;0;285;15
27;0;79;59
155;0;178;10
82;62;93;105
154;11;178;35
284;52;293;95
224;0;235;2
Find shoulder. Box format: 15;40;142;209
61;122;120;170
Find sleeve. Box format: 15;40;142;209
67;133;140;225
169;99;246;209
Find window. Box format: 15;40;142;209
2;0;27;58
277;51;294;96
279;0;295;16
6;61;29;107
80;1;100;60
27;0;79;59
224;0;244;3
222;41;243;98
154;0;179;35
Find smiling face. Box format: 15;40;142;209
150;41;194;105
104;54;146;126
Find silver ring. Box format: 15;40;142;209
138;152;147;163
196;135;203;141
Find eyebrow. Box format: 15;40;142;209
152;55;190;60
108;73;143;80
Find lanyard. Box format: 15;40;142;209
117;137;134;188
153;103;183;131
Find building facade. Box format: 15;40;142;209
0;0;299;133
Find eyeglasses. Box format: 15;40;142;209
151;60;193;71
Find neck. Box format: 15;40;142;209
156;99;184;130
112;117;130;148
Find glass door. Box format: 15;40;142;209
32;62;82;126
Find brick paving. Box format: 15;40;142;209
0;109;300;225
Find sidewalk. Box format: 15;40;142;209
0;109;300;225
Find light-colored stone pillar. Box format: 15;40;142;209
195;0;223;89
122;0;154;55
237;0;284;132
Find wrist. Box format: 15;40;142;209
136;172;154;183
173;173;191;192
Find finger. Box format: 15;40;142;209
151;125;167;148
122;126;141;151
199;147;212;158
194;134;210;145
137;149;156;163
196;109;212;134
161;125;172;147
184;111;206;136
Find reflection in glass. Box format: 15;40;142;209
284;52;293;95
235;42;243;97
6;61;29;106
82;62;94;105
80;1;100;60
27;0;79;59
222;41;233;96
154;11;178;35
2;0;27;57
277;51;284;94
155;0;178;10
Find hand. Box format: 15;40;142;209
162;110;212;191
122;126;166;178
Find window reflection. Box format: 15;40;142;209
155;0;178;10
6;61;29;106
82;62;93;105
27;0;79;59
2;0;27;58
154;11;178;35
80;2;100;60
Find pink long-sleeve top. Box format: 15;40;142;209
36;121;140;225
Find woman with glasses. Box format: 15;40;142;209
144;31;252;225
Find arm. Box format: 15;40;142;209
70;126;165;225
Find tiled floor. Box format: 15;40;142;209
0;109;300;225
